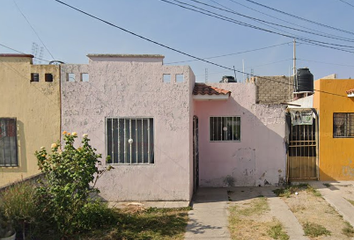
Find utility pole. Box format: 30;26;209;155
293;39;297;92
293;39;296;76
242;59;245;82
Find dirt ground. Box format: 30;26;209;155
227;184;354;240
281;185;352;240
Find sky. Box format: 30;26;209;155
1;0;354;83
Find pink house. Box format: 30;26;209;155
60;54;286;202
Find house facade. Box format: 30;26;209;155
61;54;195;201
314;78;354;180
60;54;287;202
0;54;60;187
194;83;286;187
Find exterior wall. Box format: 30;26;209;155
314;79;354;180
194;83;286;187
0;55;61;186
61;55;195;201
248;76;294;104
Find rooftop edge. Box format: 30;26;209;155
87;54;165;59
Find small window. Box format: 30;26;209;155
210;116;241;141
163;74;171;83
67;73;75;82
106;118;154;164
176;74;184;83
81;73;89;82
0;118;18;167
45;73;53;82
333;113;354;138
30;73;39;82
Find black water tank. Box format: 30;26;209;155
220;76;237;83
296;68;313;92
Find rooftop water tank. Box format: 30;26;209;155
220;76;237;83
296;68;313;92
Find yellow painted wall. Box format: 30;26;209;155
314;79;354;180
0;55;60;186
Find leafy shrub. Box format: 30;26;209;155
75;201;116;232
0;181;37;238
34;132;111;237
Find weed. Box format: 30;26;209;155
346;198;354;206
342;221;354;237
273;184;321;198
237;197;269;216
323;183;331;188
227;190;233;201
303;222;331;237
306;185;322;197
267;222;289;240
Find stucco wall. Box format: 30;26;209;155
314;79;354;180
0;56;60;186
61;55;195;201
194;83;286;187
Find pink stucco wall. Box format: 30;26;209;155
194;83;286;187
61;55;195;201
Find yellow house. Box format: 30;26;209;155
0;54;60;187
314;78;354;180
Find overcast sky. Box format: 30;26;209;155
1;0;354;82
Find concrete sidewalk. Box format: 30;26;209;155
185;188;231;239
186;187;309;240
309;181;354;228
261;188;309;240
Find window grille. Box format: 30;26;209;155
0;118;18;167
210;116;241;141
106;118;154;164
333;113;354;138
30;73;39;82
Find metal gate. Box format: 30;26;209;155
287;109;318;181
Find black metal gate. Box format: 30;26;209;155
287;110;318;181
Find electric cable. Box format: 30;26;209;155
52;0;350;99
187;0;354;44
13;0;55;60
166;42;292;64
243;0;354;36
160;0;354;53
215;0;354;43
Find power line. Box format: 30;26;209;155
188;0;354;44
160;0;354;53
244;0;354;36
166;41;292;64
13;0;55;60
298;58;354;68
220;0;354;43
52;0;348;99
339;0;354;8
0;42;51;63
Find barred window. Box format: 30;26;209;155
106;118;154;164
0;118;18;166
333;113;354;138
210;116;241;141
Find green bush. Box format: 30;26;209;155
0;181;37;238
75;201;116;232
34;132;111;237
